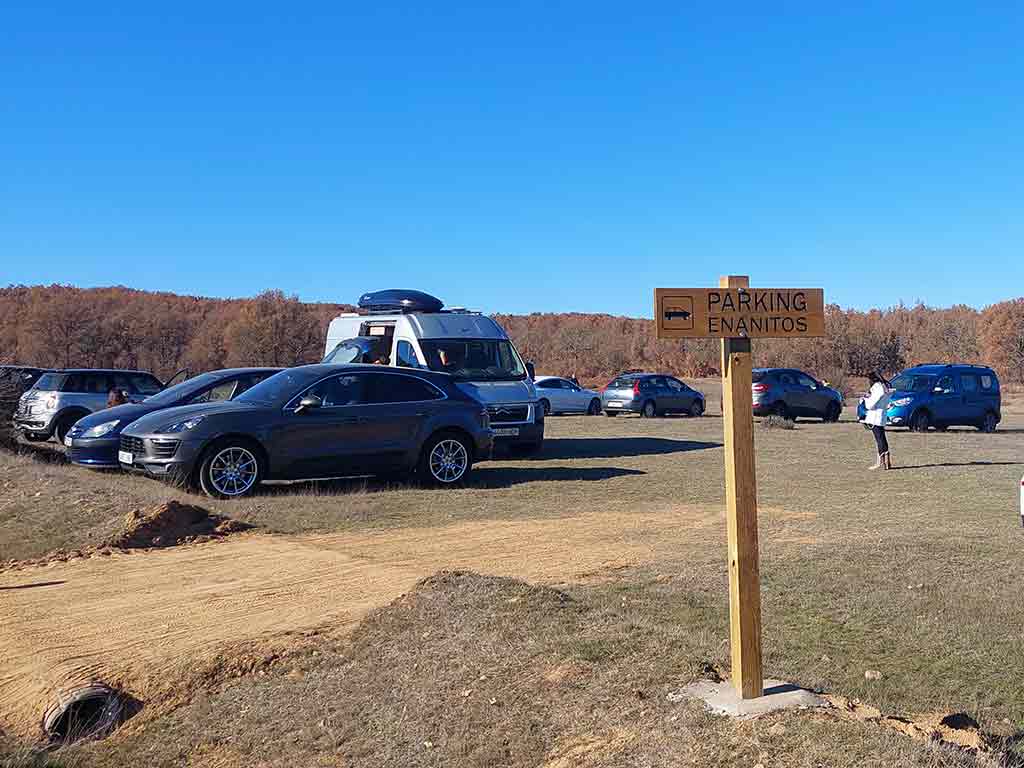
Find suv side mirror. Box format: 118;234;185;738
525;361;536;380
295;394;323;413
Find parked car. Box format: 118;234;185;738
533;376;602;415
119;364;494;497
14;369;166;443
601;373;705;418
856;364;1001;432
751;368;844;422
65;368;280;468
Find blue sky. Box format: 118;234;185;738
2;2;1022;317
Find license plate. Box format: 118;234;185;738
493;427;520;437
63;435;72;447
607;401;624;407
118;450;133;465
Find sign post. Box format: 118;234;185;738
655;276;825;700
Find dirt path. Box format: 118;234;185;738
0;505;725;738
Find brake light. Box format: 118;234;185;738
752;383;769;393
633;380;641;396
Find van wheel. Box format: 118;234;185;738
199;440;264;498
979;412;998;433
539;399;551;417
587;398;601;415
824;403;841;423
642;400;657;418
419;431;472;486
689;400;704;418
911;410;931;433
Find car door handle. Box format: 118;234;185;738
415;411;428;417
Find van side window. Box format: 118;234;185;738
797;374;816;388
396;340;421;369
961;374;979;393
936;375;955;393
980;375;994;391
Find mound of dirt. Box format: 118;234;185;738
106;501;252;549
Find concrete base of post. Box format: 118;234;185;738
674;678;828;719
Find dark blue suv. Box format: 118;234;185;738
857;364;1001;433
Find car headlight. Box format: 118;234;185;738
889;397;913;407
81;420;120;438
163;415;206;433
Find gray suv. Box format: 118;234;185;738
601;373;705;418
752;368;843;422
119;364;494;497
15;369;165;443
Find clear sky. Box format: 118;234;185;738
2;2;1022;317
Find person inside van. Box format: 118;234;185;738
862;371;892;470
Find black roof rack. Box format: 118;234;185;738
358;289;444;315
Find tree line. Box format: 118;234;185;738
2;285;1023;395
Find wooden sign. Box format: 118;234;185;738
654;287;825;339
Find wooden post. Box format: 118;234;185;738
719;274;763;699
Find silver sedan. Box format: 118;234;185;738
533;376;603;415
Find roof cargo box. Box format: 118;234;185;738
357;289;444;314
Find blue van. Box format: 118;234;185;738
857;364;1001;432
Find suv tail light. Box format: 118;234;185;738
752;383;769;393
633;380;641;396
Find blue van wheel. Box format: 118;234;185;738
910;410;931;433
980;412;998;433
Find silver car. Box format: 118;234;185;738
533;376;603;415
15;368;165;443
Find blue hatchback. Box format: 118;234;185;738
857;364;1001;433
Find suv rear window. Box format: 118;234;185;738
608;377;637;388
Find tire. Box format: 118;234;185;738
539;399;551;417
419;431;473;486
642;400;657;418
587;398;602;416
824;402;841;423
689;399;704;418
979;411;998;433
54;414;84;444
604;410;619;417
910;410;931;433
198;440;264;499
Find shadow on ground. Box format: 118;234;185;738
535;437;721;460
891;461;1023;470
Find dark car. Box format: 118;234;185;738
66;368;280;468
118;364;494;497
14;368;166;442
601;373;705;418
856;364;1001;432
751;368;844;422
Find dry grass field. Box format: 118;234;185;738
1;403;1023;767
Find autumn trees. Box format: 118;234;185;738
2;284;1024;391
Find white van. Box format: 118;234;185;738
323;290;543;452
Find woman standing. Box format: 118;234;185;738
862;371;892;470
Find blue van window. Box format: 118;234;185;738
980;375;994;391
961;374;979;393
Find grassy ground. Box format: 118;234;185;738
2;406;1023;766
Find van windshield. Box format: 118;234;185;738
420;339;526;381
889;373;935;392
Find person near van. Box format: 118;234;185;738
862;371;892;470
